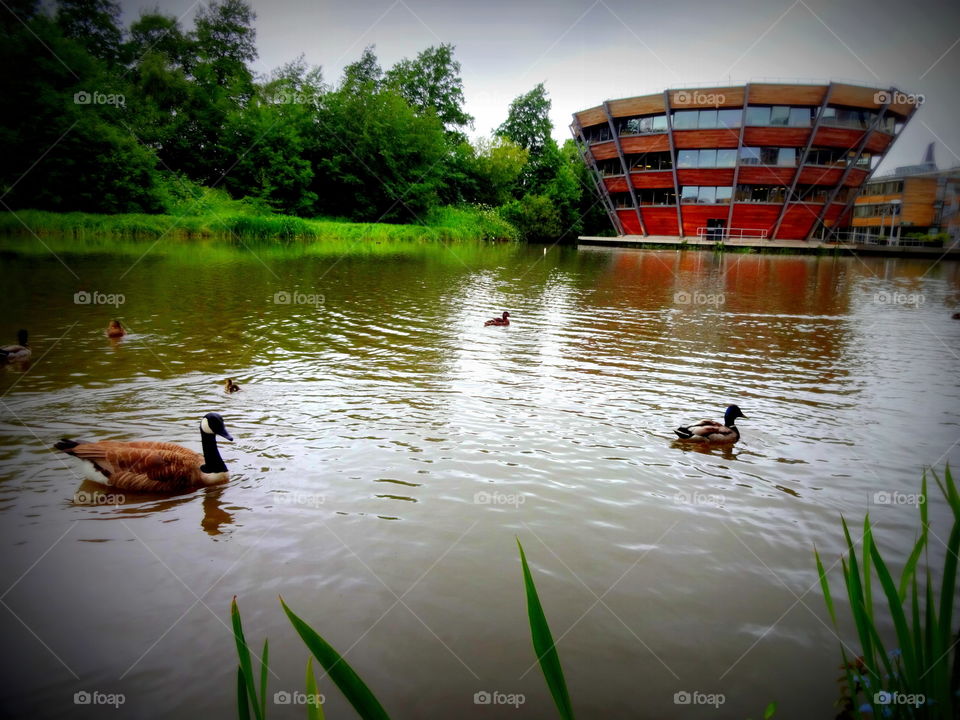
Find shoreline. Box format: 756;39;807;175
577;234;960;259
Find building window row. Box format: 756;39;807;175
862;180;904;195
581;103;901;142
609;185;852;207
854;203;901;218
598;147;872;173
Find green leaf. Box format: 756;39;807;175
841;518;873;671
764;701;777;719
238;665;252;720
937;520;959;680
814;547;837;626
870;542;918;687
862;515;873;623
259;638;269;720
517;539;575;720
305;656;325;720
231;597;264;720
280;596;391;720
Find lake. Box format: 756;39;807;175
0;238;958;719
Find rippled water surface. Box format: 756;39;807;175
0;240;958;719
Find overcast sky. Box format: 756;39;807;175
117;0;960;173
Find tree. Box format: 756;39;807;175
496;83;553;156
385;44;472;134
340;45;382;94
469;136;528;206
55;0;124;65
192;0;257;93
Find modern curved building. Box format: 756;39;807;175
571;82;921;241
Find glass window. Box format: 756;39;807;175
716;186;733;204
677;150;698;168
637;117;653;133
760;148;779;165
770;106;790;126
652;115;667;132
788;107;811;127
716;149;737;167
698;186;716;204
777;148;796;166
698;110;718;128
681;186;699;203
698;149;717;168
673;110;698;129
739;147;761;164
718;109;741;128
746;106;770;126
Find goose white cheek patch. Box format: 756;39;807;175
201;417;212;434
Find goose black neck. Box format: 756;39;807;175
200;431;227;473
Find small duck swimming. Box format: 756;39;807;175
484;311;510;327
223;378;240;393
106;320;126;338
674;405;748;444
0;329;31;363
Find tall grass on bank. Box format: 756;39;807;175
815;466;959;718
0;203;518;243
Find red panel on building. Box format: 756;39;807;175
681;206;731;237
617;210;643;235
604;176;628;193
672;129;740;149
737;167;794;185
730;204;781;234
631;171;675;189
743;127;809;147
640;207;679;235
776;204;821;239
676;169;736;186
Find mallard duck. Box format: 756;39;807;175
0;329;31;363
54;412;234;493
674;405;748;444
484;311;510;327
224;378;240;393
106;320;126;338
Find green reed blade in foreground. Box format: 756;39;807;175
814;547;837;626
517;539;575;720
231;597;265;720
305;657;326;720
237;665;252;720
280;596;391;720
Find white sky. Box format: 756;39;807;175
119;0;960;173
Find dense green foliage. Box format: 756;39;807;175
0;0;608;240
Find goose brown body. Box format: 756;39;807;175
1;329;31;363
484;311;510;327
55;413;233;493
106;320;126;338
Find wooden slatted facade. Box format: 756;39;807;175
572;82;919;240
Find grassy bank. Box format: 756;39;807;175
0;204;519;244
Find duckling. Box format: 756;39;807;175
106;320;126;338
224;378;240;393
54;412;234;493
484;311;510;327
674;405;748;444
0;329;31;363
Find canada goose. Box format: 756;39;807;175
224;378;240;393
484;311;510;327
0;329;30;363
54;412;234;492
106;320;126;338
674;405;748;444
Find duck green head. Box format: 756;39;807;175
725;405;747;426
